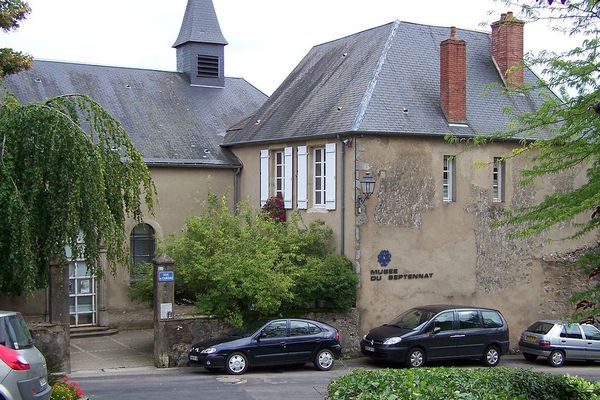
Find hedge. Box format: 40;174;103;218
328;367;600;400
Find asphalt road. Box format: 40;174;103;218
71;356;600;400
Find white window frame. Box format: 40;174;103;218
493;157;505;203
313;147;326;207
443;155;455;202
274;150;285;197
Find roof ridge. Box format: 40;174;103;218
351;20;400;131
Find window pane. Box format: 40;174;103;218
458;311;481;329
432;311;454;331
562;324;582;339
582;325;600;340
307;323;321;335
261;321;287;338
482;311;503;328
290;321;309;336
315;192;322;205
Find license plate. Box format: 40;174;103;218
365;346;375;352
526;335;536;343
39;377;47;388
189;355;198;361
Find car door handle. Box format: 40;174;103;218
450;334;465;338
561;340;567;343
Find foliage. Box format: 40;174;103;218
165;193;357;328
328;367;600;400
0;93;156;296
262;194;286;222
0;0;32;77
128;262;154;304
468;0;600;321
51;377;85;400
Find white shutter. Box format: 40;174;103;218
260;149;269;207
297;146;308;209
284;147;293;209
325;143;336;210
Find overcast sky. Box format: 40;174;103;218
0;0;581;95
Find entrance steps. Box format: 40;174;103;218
70;326;119;338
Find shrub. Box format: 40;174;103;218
51;377;85;400
328;368;600;400
166;194;357;328
262;194;286;222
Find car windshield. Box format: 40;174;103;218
0;314;34;350
229;318;273;337
387;308;436;330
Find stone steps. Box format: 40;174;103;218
70;326;119;338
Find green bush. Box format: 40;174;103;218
165;193;357;328
128;262;153;303
328;368;600;400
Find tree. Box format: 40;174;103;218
0;0;32;77
0;93;156;296
484;0;600;320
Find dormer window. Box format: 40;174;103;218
197;55;219;78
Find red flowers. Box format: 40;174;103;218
262;195;286;222
51;377;85;399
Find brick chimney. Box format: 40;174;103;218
491;12;524;88
440;26;467;123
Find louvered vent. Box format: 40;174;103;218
197;55;219;78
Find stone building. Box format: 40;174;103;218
0;0;594;347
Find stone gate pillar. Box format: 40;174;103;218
153;254;175;367
47;259;71;373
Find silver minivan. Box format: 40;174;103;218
519;320;600;367
0;311;51;400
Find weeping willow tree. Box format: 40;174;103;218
0;92;156;296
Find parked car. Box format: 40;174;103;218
361;305;509;368
519;320;600;367
188;318;342;375
0;311;51;400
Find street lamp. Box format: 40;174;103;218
356;172;376;214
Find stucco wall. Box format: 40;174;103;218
354;135;596;348
103;166;235;324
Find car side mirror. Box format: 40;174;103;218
432;326;441;335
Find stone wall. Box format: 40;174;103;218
29;323;70;374
156;309;360;368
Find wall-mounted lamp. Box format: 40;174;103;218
356;172;377;214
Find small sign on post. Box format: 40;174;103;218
158;271;174;282
160;302;173;320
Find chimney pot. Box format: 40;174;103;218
450;26;457;39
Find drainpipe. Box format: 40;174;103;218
233;167;241;211
337;135;350;256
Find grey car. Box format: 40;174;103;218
0;311;51;400
519;320;600;367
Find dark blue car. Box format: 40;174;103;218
188;318;342;375
361;305;509;368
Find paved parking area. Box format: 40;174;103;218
70;329;154;372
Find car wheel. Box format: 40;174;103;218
548;350;565;367
482;346;501;367
225;352;248;375
523;353;538;362
314;348;335;371
406;347;426;368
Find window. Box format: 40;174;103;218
130;223;156;281
274;150;285;197
561;324;582;339
582;324;600;340
260;320;287;339
260;148;292;208
492;157;505;203
430;311;454;332
313;147;326;207
290;321;322;336
197;55;219;78
482;311;504;328
458;311;481;329
443;155;456;202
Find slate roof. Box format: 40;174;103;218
3;60;266;166
173;0;228;48
223;20;552;146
